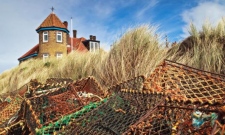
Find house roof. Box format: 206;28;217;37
36;13;67;30
67;37;88;53
18;44;39;60
18;37;88;61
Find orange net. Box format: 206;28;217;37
124;60;225;134
24;76;105;134
0;95;23;128
147;60;225;104
56;79;165;134
0;60;224;134
57;60;225;134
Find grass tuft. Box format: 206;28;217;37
167;19;225;74
97;25;166;86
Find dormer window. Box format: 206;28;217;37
56;32;62;42
90;41;100;52
43;31;48;42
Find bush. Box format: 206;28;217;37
44;62;51;67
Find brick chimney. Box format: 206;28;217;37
73;30;77;38
63;21;68;28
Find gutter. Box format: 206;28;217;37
18;53;38;62
36;27;69;34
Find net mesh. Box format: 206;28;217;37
36;99;108;135
147;60;225;104
124;60;225;134
57;76;166;135
24;76;105;134
0;60;225;134
0;120;30;135
26;78;73;97
125;99;219;135
57;60;224;135
0;95;23;128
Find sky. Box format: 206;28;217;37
1;0;225;74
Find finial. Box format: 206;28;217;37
51;6;55;13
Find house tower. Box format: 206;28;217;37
36;11;69;59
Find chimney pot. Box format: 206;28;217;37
63;21;68;28
73;30;77;38
93;36;96;41
90;35;93;40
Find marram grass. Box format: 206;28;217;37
1;21;225;94
167;19;225;74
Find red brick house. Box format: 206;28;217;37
18;12;100;63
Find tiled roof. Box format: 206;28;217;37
18;44;39;60
36;13;66;30
18;37;88;61
68;37;88;53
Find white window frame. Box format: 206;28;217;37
90;41;99;52
56;31;62;42
95;42;99;51
43;31;48;42
56;53;63;59
43;53;49;61
90;42;94;52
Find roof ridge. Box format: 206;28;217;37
52;13;56;26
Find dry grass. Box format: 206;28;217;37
0;24;166;94
0;51;106;94
1;20;225;94
96;25;167;86
167;19;225;74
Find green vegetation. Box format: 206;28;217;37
0;20;225;94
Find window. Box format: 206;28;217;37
43;31;48;42
90;42;94;52
56;32;62;42
43;53;49;61
56;53;63;59
90;42;100;52
95;42;99;50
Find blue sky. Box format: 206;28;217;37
0;0;225;74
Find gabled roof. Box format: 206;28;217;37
18;44;39;60
36;13;67;30
67;37;88;53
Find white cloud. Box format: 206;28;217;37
136;0;159;18
181;0;225;38
0;0;117;73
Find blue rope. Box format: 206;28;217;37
192;111;218;129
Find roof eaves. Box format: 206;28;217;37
36;27;69;34
18;44;39;59
18;53;38;61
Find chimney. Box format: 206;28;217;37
93;36;96;41
63;21;68;28
90;35;93;40
73;30;77;38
